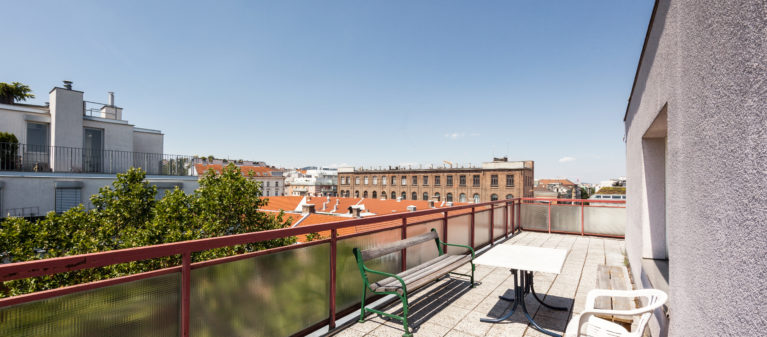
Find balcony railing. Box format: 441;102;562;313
0;142;193;176
0;198;625;336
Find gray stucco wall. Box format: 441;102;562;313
133;130;164;154
625;1;767;336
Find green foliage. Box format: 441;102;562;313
0;82;35;104
0;164;296;297
305;232;324;242
0;132;18;144
0;132;19;170
579;187;591;199
596;186;626;195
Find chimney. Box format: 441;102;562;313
108;92;115;106
302;204;316;214
428;200;435;208
396;197;402;202
62;80;73;90
351;206;363;218
407;205;417;212
446;202;453;207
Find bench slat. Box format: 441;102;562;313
370;255;471;294
371;255;462;290
361;231;438;261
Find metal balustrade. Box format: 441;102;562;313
0;198;624;337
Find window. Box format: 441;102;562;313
266;181;270;187
491;175;498;187
391;175;397;186
363;191;368;198
401;192;406;200
412;176;417;185
423;192;428;200
381;191;386;199
382;176;387;185
459;193;467;202
506;175;514;187
401;176;407;185
473;194;480;203
391;191;396;200
26;122;49;151
373;176;378;185
355;177;360;184
83;127;104;172
266;190;270;196
372;191;377;199
459;175;466;186
473;175;480;187
355;191;360;198
505;194;513;200
412;192;417;200
491;194;498;201
434;192;440;201
364;176;368;185
55;188;81;213
446;175;453;186
275;181;279;187
434;176;441;186
423;176;428;186
446;193;453;202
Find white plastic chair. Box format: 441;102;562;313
565;288;667;337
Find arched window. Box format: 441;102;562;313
381;191;387;199
434;192;441;201
391;191;396;200
505;194;513;200
372;191;377;199
412;192;417;200
491;194;498;201
355;191;359;198
401;192;407;200
459;193;467;202
446;193;453;202
473;194;480;203
363;191;368;198
423;192;429;200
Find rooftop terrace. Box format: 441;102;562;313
333;231;626;337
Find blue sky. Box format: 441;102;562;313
2;1;653;183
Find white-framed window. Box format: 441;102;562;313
355;177;360;184
382;176;387;185
372;176;378;185
364;176;369;185
401;176;407;185
55;188;81;213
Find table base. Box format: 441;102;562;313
480;269;567;337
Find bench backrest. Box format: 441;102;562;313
359;231;439;261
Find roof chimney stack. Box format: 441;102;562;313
302;204;316;214
407;205;417;212
351;205;363;218
62;81;72;90
108;92;114;106
428;200;435;208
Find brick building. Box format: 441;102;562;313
337;158;534;203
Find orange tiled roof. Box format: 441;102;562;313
259;196;304;212
195;164;277;177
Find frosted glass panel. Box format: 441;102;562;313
550;205;582;233
190;243;330;337
474;210;491;247
493;205;506;240
405;220;445;269
335;229;402;311
446;214;471;254
521;203;548;230
0;273;180;337
584;207;626;236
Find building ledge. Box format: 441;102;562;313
641;258;669;295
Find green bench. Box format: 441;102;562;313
352;229;476;337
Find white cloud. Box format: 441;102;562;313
559;156;576;163
444;132;465;140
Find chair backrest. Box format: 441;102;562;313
359;231;438;261
634;289;668;336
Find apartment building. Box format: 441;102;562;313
193;164;285;197
0;82;198;217
624;1;766;336
284;166;338;197
337;157;534;203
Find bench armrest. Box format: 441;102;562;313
437;240;475;259
362;265;408;294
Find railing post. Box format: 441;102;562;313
442;211;448;253
547;201;552;234
329;228;337;329
489;204;494;245
470;207;475;250
581;201;585;236
181;252;191;337
504;202;509;238
401;217;407;272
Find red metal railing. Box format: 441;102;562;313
0;197;624;336
518;197;626;238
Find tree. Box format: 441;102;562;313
0;131;19;170
0;82;35;104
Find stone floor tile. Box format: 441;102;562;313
452;310;494;336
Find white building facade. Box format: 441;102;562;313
0;82;198;217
